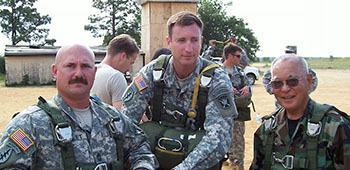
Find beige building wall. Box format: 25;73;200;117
139;0;199;64
5;54;105;85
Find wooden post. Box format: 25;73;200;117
137;0;199;64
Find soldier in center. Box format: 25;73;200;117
121;11;237;169
221;43;252;170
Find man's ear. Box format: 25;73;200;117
166;36;171;48
52;64;57;79
307;73;313;91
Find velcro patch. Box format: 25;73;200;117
134;74;148;91
10;129;33;151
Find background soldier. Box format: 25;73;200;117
201;35;250;68
91;34;139;110
250;54;350;169
221;43;252;170
121;11;236;169
0;44;157;169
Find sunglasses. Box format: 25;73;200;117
231;54;241;58
270;78;301;89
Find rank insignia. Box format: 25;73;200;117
10;129;34;151
134;74;148;91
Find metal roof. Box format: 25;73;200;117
4;45;107;57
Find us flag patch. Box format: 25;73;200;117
10;129;34;151
134;74;148;91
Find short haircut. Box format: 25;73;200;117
223;43;242;60
152;48;171;61
271;54;309;77
167;11;203;39
107;34;139;58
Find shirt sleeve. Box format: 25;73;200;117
108;72;128;103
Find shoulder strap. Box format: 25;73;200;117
90;98;124;169
307;101;332;169
152;55;171;122
37;96;76;170
262;108;281;170
195;59;216;129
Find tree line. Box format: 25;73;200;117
0;0;260;60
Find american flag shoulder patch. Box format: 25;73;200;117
10;129;34;151
134;74;148;91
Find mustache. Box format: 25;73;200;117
68;77;88;85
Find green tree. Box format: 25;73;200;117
85;0;141;46
198;0;260;60
0;0;51;45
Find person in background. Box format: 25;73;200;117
91;34;139;110
201;35;249;68
0;44;157;169
250;54;350;169
121;11;236;169
221;43;252;170
151;48;171;61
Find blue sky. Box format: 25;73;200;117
1;0;349;57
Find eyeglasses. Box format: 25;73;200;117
270;78;302;89
231;54;241;58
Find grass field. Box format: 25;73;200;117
258;57;350;70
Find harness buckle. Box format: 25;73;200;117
55;123;72;143
168;110;184;120
153;70;163;82
157;137;183;152
94;163;108;170
109;117;123;136
272;152;294;169
200;75;212;87
264;116;276;132
307;120;322;137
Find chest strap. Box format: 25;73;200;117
37;96;76;170
263;101;332;170
37;96;124;170
151;55;218;129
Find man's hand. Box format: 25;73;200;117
209;40;216;47
240;86;250;97
233;88;239;95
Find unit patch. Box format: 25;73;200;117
134;74;148;91
217;95;231;108
122;89;134;103
10;129;34;151
0;148;12;163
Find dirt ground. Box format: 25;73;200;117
1;65;349;169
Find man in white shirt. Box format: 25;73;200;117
91;34;139;109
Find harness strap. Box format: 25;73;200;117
262;108;281;170
152;55;171;122
37;96;76;170
307;101;332;169
91;98;124;169
190;62;219;129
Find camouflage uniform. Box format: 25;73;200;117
201;45;250;68
122;56;237;169
250;99;350;169
224;65;251;169
262;68;318;109
0;94;158;170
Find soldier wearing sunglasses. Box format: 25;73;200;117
221;43;252;169
250;54;350;169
